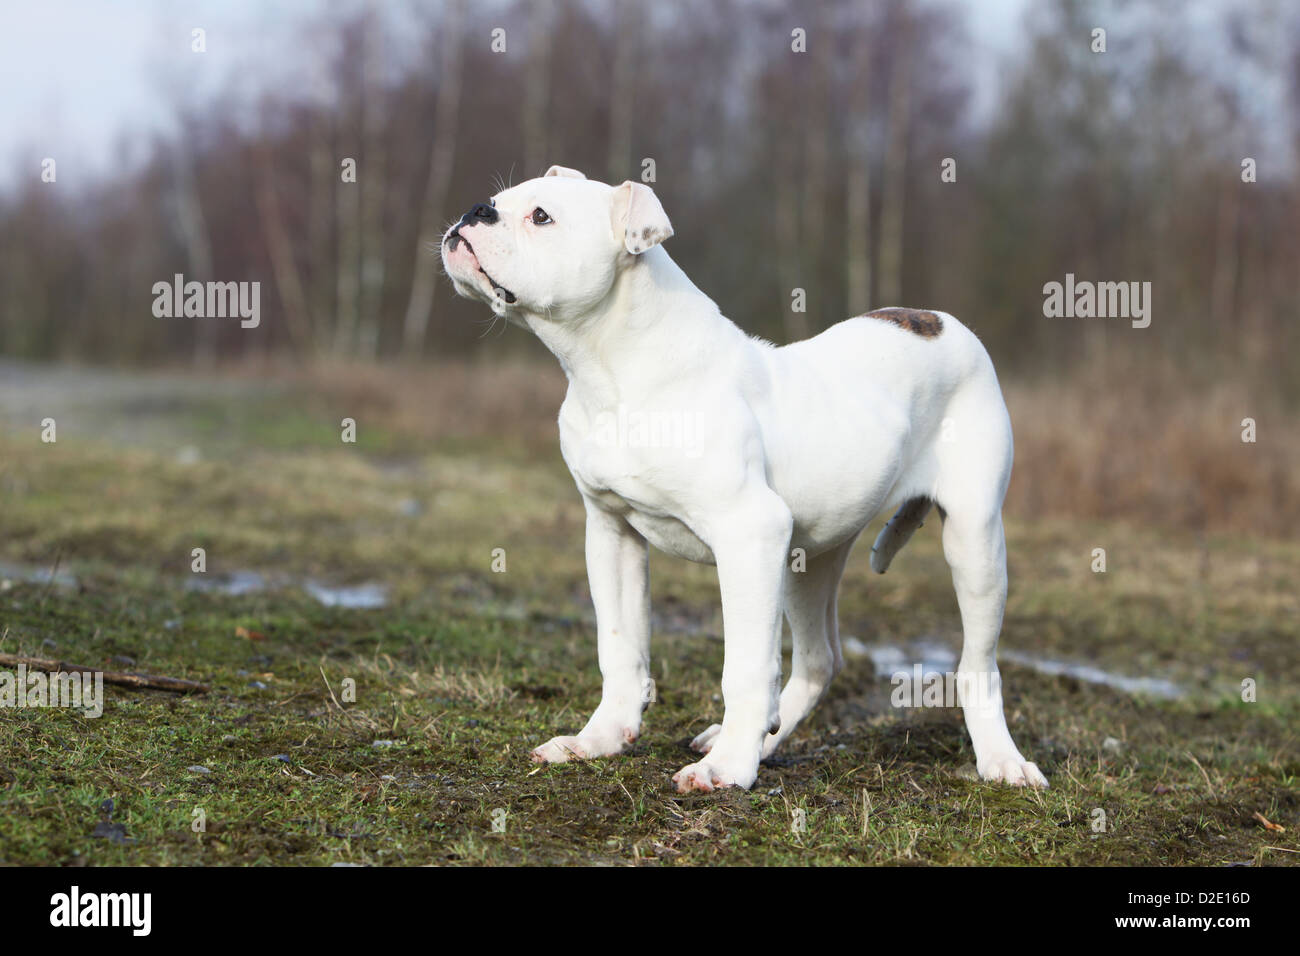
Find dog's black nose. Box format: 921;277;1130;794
446;202;498;251
465;202;498;226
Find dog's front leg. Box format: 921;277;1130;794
674;490;792;793
532;503;651;764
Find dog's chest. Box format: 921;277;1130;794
559;413;716;564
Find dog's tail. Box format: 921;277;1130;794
869;497;937;574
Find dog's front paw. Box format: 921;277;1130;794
689;723;723;754
531;736;592;763
977;753;1049;788
672;754;758;793
531;727;636;765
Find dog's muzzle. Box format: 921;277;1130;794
445;202;497;252
445;202;516;304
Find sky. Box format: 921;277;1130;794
0;0;381;193
30;0;1300;198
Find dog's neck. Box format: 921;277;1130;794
522;247;748;408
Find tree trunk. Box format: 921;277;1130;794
1210;180;1239;331
606;0;639;182
254;145;312;355
171;133;216;366
356;1;390;358
878;18;912;306
523;0;554;178
308;108;334;354
334;145;361;355
845;31;873;314
777;133;806;342
402;0;466;356
798;1;831;334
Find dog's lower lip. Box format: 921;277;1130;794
471;259;516;304
479;268;517;304
448;234;516;304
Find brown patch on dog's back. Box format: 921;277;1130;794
863;307;944;338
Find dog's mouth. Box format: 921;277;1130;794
445;233;517;304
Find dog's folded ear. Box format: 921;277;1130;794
611;181;674;255
544;165;587;179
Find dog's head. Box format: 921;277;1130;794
441;165;673;320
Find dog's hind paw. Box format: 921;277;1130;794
978;754;1049;788
689;723;723;754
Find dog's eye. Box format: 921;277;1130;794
530;207;553;225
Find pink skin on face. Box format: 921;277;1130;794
445;222;517;303
444;234;480;272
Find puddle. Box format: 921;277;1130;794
185;570;267;596
843;637;955;679
0;560;79;590
999;649;1183;698
184;571;388;608
843;637;1183;699
303;581;387;609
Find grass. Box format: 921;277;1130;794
0;359;1296;866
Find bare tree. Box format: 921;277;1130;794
877;13;912;306
356;2;391;357
844;30;874;314
307;105;335;354
170;124;216;366
402;0;466;355
776;137;806;342
334;92;362;356
254;143;312;355
606;0;639;181
798;2;832;333
524;0;555;178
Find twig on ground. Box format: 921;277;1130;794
0;652;208;694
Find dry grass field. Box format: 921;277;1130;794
0;357;1296;865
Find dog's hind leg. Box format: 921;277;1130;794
690;536;855;760
939;510;1045;786
767;537;857;758
935;391;1047;787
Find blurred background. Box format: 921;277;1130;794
2;0;1298;533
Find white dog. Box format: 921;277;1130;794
442;165;1047;793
